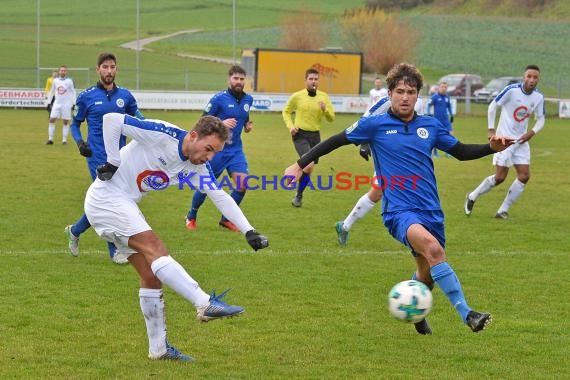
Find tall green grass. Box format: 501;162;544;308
0;108;568;378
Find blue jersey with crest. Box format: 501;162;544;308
203;89;253;152
71;82;142;178
345;111;458;213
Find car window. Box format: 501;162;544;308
443;76;462;86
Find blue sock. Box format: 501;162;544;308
187;192;207;219
107;242;117;259
220;190;246;223
430;262;471;322
71;214;91;237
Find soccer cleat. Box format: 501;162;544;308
466;310;492;332
464;194;475;216
151;341;194;362
196;289;245;322
111;251;129;265
64;225;80;257
219;220;240;232
46;140;54;145
62;141;67;145
185;218;197;231
495;211;509;219
335;221;349;246
291;195;302;208
414;318;432;335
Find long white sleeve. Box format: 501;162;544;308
102;113;125;166
487;100;498;130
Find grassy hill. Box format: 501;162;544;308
1;0;569;97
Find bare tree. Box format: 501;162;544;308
280;9;327;50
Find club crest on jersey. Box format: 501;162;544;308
244;104;250;112
513;105;530;122
417;128;429;139
116;98;125;108
204;103;212;113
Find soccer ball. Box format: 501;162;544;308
388;280;433;323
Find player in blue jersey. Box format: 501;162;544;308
185;65;254;232
64;53;144;263
427;81;454;157
285;62;514;334
335;95;424;246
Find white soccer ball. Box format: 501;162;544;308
388;280;433;323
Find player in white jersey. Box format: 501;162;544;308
84;113;268;361
465;65;545;219
335;95;425;245
45;65;76;145
369;77;388;108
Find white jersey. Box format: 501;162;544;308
490;83;544;139
47;76;76;108
88;113;253;232
369;87;388;107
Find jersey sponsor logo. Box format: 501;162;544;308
136;170;170;192
513;105;530;122
386;130;397;135
95;101;103;105
116;98;125;108
158;156;167;166
417;128;429;139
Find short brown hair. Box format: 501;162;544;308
229;65;246;76
305;67;319;78
192;115;229;143
385;63;424;92
97;53;117;67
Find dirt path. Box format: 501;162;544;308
120;30;235;64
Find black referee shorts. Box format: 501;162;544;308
292;129;321;163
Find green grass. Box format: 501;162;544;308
1;108;569;378
2;1;570;96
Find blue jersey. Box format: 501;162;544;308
71;82;142;177
345;111;458;213
428;93;453;130
204;89;253;152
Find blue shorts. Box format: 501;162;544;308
383;210;446;255
208;149;248;178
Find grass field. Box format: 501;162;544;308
1;108;568;379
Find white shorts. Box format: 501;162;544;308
492;141;531;167
84;183;151;258
50;102;72;120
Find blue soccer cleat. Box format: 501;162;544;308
151;340;194;362
196;289;244;322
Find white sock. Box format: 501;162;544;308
469;175;496;200
48;123;55;140
62;124;69;142
139;288;167;358
343;194;376;231
498;179;525;213
150;256;210;308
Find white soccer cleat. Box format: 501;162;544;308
64;225;79;257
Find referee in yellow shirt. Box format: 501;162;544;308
282;67;335;207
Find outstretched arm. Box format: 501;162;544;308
284;131;352;182
448;135;515;161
